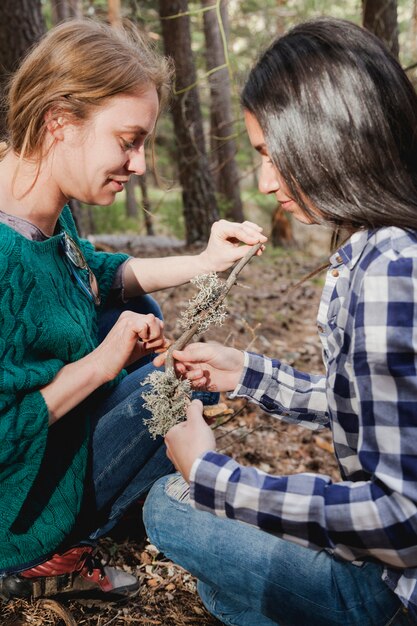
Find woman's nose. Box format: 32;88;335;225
258;162;280;195
127;149;146;176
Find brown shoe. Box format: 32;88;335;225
0;545;139;600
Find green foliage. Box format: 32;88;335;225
88;201;140;234
84;188;185;238
42;0;417;239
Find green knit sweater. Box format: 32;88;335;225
0;205;129;571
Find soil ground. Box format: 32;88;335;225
2;225;342;626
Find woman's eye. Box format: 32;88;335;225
121;139;136;151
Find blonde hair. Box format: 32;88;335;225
0;19;172;161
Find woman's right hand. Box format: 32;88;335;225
92;311;167;383
154;342;245;392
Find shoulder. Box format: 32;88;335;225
359;227;417;276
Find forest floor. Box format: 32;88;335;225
2;224;342;626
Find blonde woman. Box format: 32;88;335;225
0;19;266;601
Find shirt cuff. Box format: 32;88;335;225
110;258;132;302
189;450;237;516
228;351;272;400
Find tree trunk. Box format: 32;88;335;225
108;0;122;26
276;0;287;36
271;205;293;247
125;176;139;219
362;0;399;58
138;174;155;236
159;0;219;244
51;0;82;23
201;0;244;222
0;0;46;139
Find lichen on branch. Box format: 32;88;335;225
179;272;227;333
142;242;263;438
142;369;191;439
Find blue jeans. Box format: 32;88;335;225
69;295;217;543
143;475;414;626
1;295;217;574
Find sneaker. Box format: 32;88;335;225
0;545;139;601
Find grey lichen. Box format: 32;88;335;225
142;368;192;438
141;243;262;439
179;273;228;333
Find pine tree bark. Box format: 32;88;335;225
51;0;82;23
138;174;155;236
125;176;139;219
159;0;219;244
0;0;46;139
202;0;243;222
362;0;399;58
108;0;122;26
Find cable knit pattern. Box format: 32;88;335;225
0;205;129;571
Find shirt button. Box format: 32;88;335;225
335;255;343;264
317;325;324;333
331;269;339;278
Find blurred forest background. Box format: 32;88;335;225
1;2;417;625
1;0;417;250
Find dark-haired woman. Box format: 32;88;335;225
144;18;417;626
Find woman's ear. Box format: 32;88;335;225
44;110;66;141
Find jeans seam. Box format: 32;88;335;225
94;427;148;485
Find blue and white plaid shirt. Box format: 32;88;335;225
189;226;417;619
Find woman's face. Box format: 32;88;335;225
244;110;313;224
53;86;159;206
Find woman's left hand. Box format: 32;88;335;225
165;399;216;482
199;219;267;273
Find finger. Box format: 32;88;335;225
173;344;210;362
145;317;164;342
145;336;169;350
154;341;172;353
185;368;205;381
165;446;173;464
222;223;268;244
153;352;167;367
242;220;264;231
186;399;204;420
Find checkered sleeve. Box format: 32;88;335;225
229;351;329;430
189;254;417;569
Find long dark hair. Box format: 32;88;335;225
241;18;417;231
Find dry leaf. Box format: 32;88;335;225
314;435;335;454
193;605;205;615
203;402;233;418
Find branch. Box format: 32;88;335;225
165;242;263;370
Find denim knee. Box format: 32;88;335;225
197;581;279;626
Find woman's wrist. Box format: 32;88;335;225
229;348;245;389
194;250;213;274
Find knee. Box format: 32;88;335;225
143;477;166;546
143;474;190;551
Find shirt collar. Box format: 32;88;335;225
329;229;374;270
0;209;49;241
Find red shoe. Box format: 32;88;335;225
0;546;139;600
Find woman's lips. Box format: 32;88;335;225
108;179;127;192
